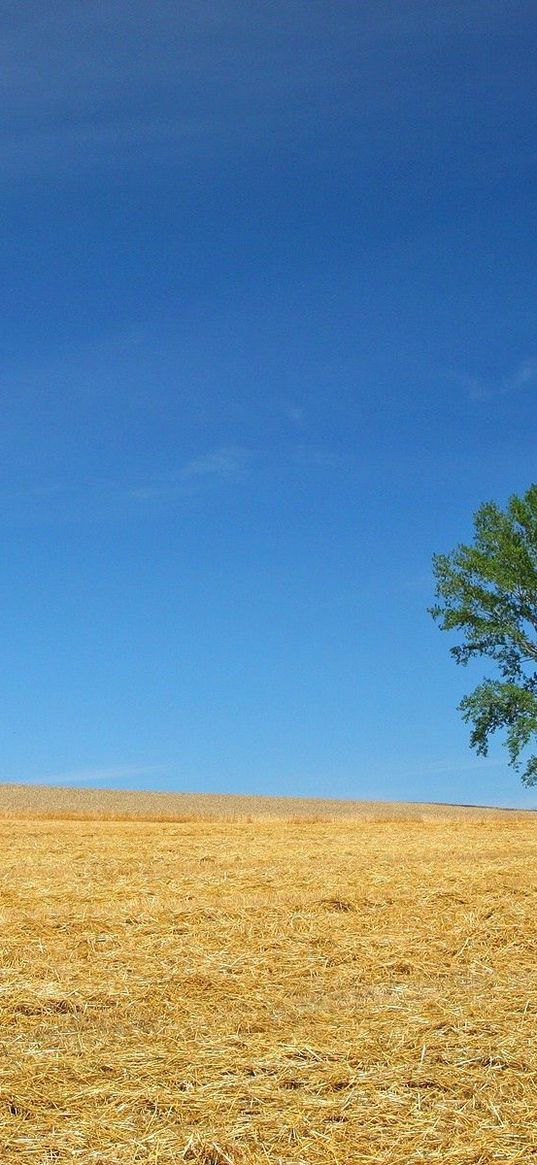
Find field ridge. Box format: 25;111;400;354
0;781;529;821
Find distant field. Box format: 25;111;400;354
0;780;520;820
0;788;536;1163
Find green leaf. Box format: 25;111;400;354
431;485;537;783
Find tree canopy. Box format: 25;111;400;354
430;485;537;785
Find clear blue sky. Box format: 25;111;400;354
2;2;537;807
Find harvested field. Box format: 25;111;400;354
0;788;536;1163
0;780;517;820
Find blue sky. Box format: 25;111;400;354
2;1;537;807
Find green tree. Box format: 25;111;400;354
430;485;537;784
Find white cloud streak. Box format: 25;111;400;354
179;446;252;482
122;447;253;503
0;446;255;519
22;765;164;787
0;439;351;522
460;357;537;400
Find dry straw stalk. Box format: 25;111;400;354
0;786;535;1163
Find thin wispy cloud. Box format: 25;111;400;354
109;443;346;504
291;446;347;469
123;447;253;503
458;357;537;401
411;757;507;777
276;401;306;428
22;765;164;788
179;446;252;483
0;442;352;523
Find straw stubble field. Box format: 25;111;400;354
0;786;536;1163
